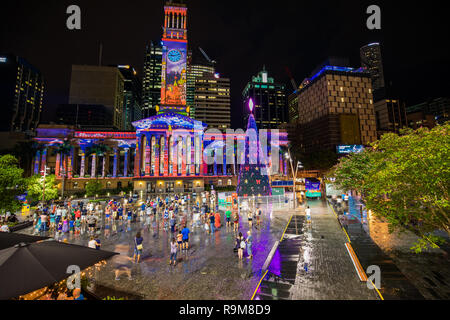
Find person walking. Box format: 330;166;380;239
170;238;178;266
133;231;144;263
233;210;239;233
247;210;253;229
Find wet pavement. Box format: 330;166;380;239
289;200;379;300
19;201;291;300
334;196;450;300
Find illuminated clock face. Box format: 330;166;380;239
168;49;182;63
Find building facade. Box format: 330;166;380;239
242;67;287;129
68;65;125;130
117;65;142;130
186;62;215;118
406;97;449;128
373;99;408;138
360;43;385;102
55;104;113;130
296;65;377;154
193;74;231;129
142;41;163;118
0;54;44;133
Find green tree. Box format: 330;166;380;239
332;123;450;252
26;174;59;203
0;155;26;215
85;180;103;197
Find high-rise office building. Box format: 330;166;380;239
117;65;142;130
360;43;385;101
0;54;44;133
193;74;231;129
373;99;408;138
187;62;215;118
68;65;125;130
142;41;163;118
242;67;287;129
295;65;377;154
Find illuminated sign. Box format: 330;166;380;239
0;57;6;63
336;145;364;154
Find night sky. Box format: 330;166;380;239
1;0;449;129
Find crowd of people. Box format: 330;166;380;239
29;194;263;265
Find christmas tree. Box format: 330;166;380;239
236;103;272;197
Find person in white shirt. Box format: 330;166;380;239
88;236;97;249
305;206;311;224
1;223;10;233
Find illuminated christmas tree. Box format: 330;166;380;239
236;99;272;197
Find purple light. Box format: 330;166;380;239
249;98;254;113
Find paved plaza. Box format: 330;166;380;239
20;200;291;300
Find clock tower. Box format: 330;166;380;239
159;1;189;116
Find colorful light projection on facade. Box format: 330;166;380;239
160;3;188;115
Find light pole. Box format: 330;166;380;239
285;150;297;209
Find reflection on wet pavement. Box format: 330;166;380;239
19;202;290;300
334;196;450;300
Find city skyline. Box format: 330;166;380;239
1;1;449;129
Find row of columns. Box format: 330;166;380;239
33;146;134;179
164;9;187;29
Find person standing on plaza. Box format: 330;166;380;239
233;210;239;233
133;231;144;263
256;207;262;228
225;207;232;229
181;224;190;250
247;210;253;229
170;237;178;266
214;211;221;230
305;206;311;224
87;214;96;233
208;212;215;234
246;230;253;259
237;232;245;260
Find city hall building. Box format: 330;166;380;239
32;1;288;196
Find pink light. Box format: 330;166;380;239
249;98;254;112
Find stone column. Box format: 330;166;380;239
134;135;141;177
164;134;169;176
68;147;74;179
181;137;186;176
80;151;85;177
34;150;41;175
154;136;160;176
173;136;178;176
102;155;106;178
145;134;151;176
55;153;61;177
91;154;96;178
113;148;118;178
123;148;129;177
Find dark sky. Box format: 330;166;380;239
1;0;450;129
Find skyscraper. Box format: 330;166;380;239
68;65;125;130
242;67;287;129
117;65;142;130
193;74;231;129
0;54;44;133
373;99;408;138
142;41;162;118
187;61;215;118
360;43;385;101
